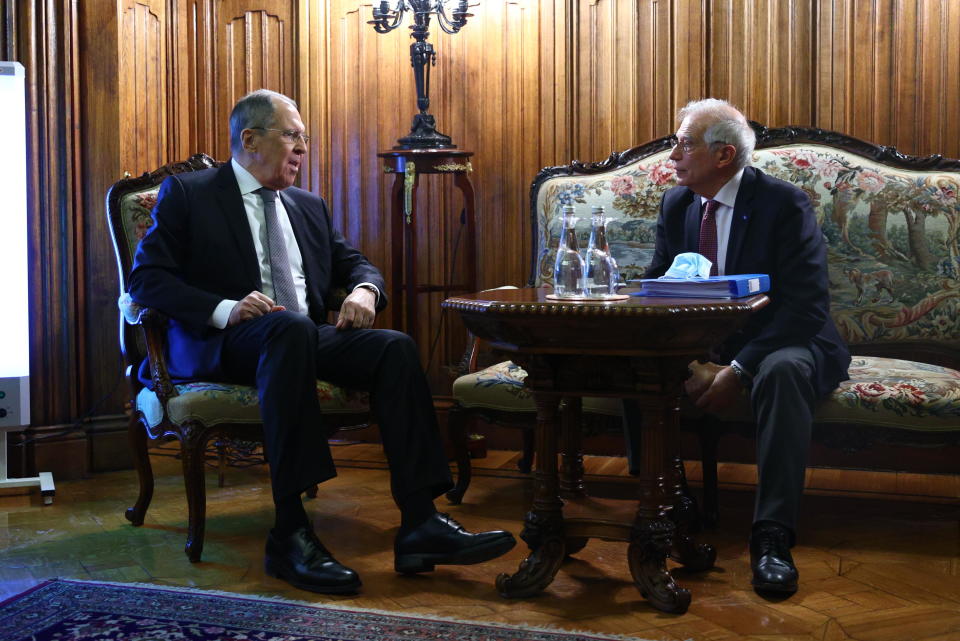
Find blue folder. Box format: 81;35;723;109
632;273;770;298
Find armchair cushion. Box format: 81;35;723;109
136;380;370;429
452;360;622;416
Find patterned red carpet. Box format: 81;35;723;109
0;579;646;641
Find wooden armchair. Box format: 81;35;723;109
107;154;371;562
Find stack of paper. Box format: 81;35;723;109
634;274;770;298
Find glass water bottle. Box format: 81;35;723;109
552;204;585;298
583;205;620;297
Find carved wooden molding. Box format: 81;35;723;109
442;296;768;319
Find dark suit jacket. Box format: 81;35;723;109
128;162;387;384
647;166;850;398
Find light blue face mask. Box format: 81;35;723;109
660;252;713;279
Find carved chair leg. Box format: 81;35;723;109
180;429;208;563
698;420;720;528
216;439;227;488
125;413;153;526
445;405;472;505
518;426;535;473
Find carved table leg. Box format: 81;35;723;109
629;517;690;614
497;392;566;597
559;396;588;555
629;380;690;614
669;456;716;571
559;396;585;498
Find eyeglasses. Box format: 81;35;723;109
251;127;311;145
668;134;701;154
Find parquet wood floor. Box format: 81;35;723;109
1;443;957;640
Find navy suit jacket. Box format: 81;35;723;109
128;162;387;384
647;166;850;398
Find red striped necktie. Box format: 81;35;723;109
698;199;720;277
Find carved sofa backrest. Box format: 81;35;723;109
529;126;960;369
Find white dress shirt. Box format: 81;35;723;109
206;161;381;328
699;167;745;276
699;168;753;378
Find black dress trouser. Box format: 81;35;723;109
218;311;453;504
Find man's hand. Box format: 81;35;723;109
228;291;284;327
685;360;743;414
336;287;376;330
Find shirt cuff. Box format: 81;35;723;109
209;299;238;329
353;282;380;305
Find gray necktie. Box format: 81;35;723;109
256;188;300;313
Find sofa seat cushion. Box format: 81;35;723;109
137;380;370;429
452;360;623;416
456;357;960;432
703;355;960;431
819;356;960;430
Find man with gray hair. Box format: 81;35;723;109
635;98;850;595
129;89;515;595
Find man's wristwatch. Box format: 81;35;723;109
729;360;752;387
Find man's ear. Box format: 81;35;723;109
714;143;737;169
240;129;258;152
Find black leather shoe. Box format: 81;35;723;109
265;527;361;594
394;512;516;574
750;522;798;595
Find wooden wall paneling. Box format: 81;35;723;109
1;1;16;58
573;0;684;163
816;0;899;149
166;0;194;161
211;0;298;161
890;0;919;153
79;1;171;476
914;0;960;160
814;0;960;156
194;0;217;157
119;0;167;176
538;0;572;167
462;0;545;292
327;2;391;273
78;0;123;465
575;0;612;157
922;0;960;160
670;0;707;127
642;0;677;140
22;0;83;430
0;0;89;478
708;0;814;126
169;0;219;160
297;0;326;195
814;0;839;131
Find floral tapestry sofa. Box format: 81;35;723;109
450;125;960;511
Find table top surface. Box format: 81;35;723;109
442;287;769;355
442;287;769;317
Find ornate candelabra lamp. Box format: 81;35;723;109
368;0;472;149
